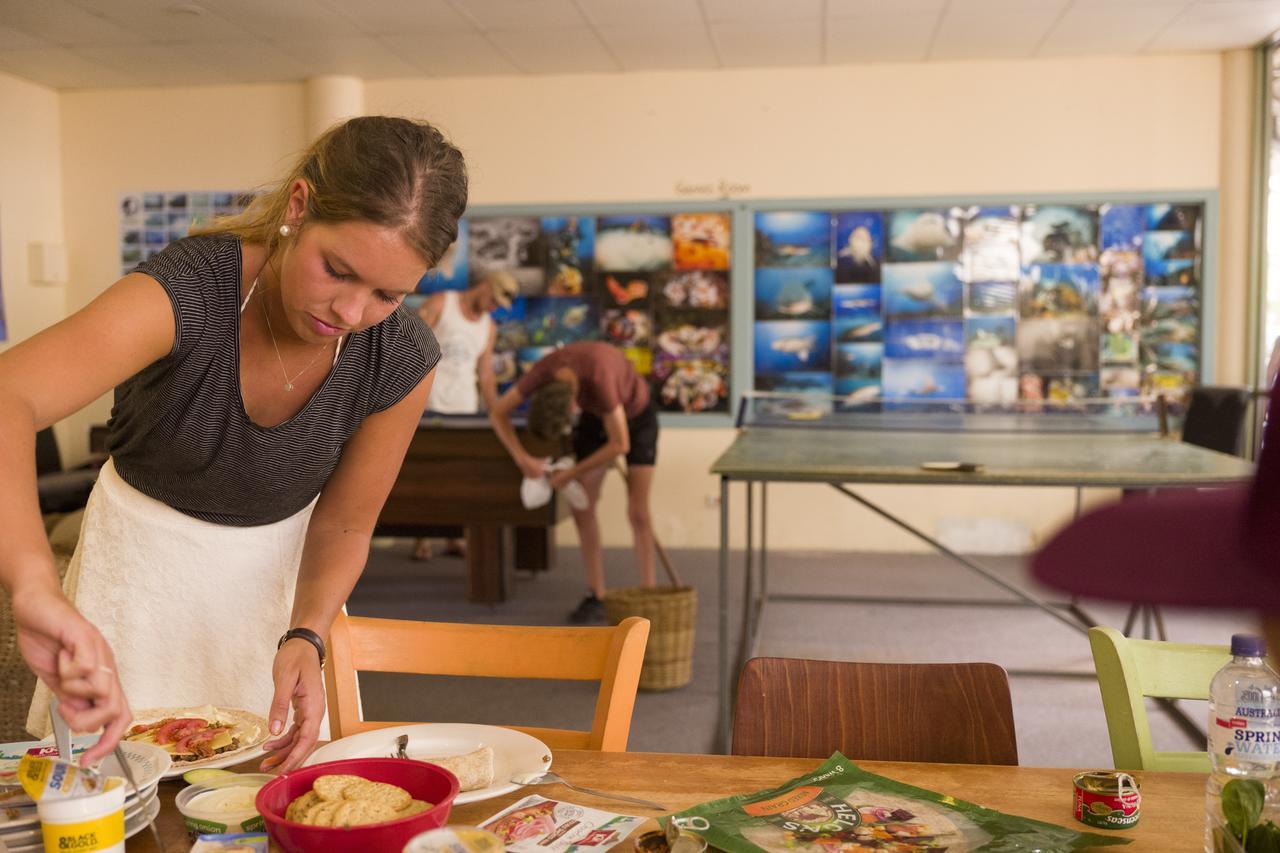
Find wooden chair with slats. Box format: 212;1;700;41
325;612;650;751
732;657;1019;765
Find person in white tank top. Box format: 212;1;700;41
417;271;517;415
414;270;518;559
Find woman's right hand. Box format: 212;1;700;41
518;455;547;481
11;580;131;765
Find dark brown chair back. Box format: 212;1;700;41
732;657;1019;765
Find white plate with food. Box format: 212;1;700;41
303;723;553;805
126;705;268;779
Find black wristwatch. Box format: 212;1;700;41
277;627;326;667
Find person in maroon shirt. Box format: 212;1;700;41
490;341;658;623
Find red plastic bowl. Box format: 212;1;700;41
255;757;460;853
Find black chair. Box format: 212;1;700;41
1180;385;1251;456
36;428;99;514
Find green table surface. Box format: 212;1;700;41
711;428;1255;487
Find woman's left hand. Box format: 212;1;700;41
548;469;575;491
260;639;325;773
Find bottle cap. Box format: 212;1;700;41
1232;634;1267;657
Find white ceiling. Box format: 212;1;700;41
0;0;1276;90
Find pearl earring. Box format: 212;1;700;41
279;224;292;237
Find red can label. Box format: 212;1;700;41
1073;772;1140;829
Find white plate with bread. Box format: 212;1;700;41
302;723;553;805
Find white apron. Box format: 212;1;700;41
27;458;316;738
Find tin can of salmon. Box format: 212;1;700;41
1073;771;1141;829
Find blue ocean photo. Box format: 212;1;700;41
754;320;832;373
833;284;880;316
887;209;961;263
492;295;527;325
1144;257;1199;288
525;297;599;346
755;266;833;321
834;318;883;344
1020;264;1100;317
834;210;883;282
417;224;470;292
883;262;963;320
835;343;883;378
543;215;596;262
762;371;834;394
833;284;882;341
755;211;832;268
882;358;967;400
966;314;1017;348
1142;231;1196;265
1148;341;1199;374
884;319;964;361
834;376;881;404
1100;204;1147;251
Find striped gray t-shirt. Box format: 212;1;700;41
108;234;439;526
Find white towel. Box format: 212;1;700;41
520;457;588;511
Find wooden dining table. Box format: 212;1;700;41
130;748;1203;851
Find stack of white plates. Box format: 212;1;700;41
0;739;171;852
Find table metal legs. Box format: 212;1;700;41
826;484;1092;636
717;476;731;753
716;476;1102;753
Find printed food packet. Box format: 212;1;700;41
191;832;269;852
17;753;104;801
660;753;1131;852
481;794;646;853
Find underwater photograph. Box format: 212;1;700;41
754;266;833;321
833;210;883;283
754;211;832;268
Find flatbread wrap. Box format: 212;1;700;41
420;746;494;792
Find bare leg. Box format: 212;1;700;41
626;464;657;587
412;538;432;561
573;467;609;597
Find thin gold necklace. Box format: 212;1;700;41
255;277;332;392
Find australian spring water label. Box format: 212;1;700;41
1212;683;1280;760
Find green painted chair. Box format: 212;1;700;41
1089;625;1230;772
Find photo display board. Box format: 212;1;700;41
753;202;1204;408
119;191;254;276
417;212;733;414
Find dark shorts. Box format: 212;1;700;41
573;400;659;467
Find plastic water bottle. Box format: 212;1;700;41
1209;635;1280;776
1205;635;1280;851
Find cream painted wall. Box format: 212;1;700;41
0;71;64;349
42;53;1234;553
0;71;72;457
56;83;307;453
366;55;1221;204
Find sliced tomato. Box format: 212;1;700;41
175;727;228;758
155;718;205;745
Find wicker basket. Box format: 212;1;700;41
603;586;697;691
